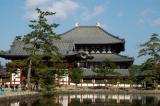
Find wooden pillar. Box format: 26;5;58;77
92;79;95;88
81;79;83;88
67;63;72;86
68;76;70;86
10;72;12;87
20;67;22;85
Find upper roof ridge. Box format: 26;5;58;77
61;25;124;44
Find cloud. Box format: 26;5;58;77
117;11;124;17
26;0;49;8
141;8;154;17
25;0;79;20
136;19;145;25
47;0;79;19
137;8;160;27
152;18;160;27
82;5;104;20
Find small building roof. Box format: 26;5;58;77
0;40;29;59
0;39;75;59
88;53;133;62
61;26;124;44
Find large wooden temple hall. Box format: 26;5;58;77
0;22;134;87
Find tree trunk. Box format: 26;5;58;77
154;80;158;90
27;59;32;90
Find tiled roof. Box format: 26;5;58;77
61;26;124;44
53;40;75;55
82;68;97;76
0;39;75;58
8;40;29;56
82;68;130;77
88;53;133;62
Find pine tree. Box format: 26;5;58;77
138;33;160;89
21;8;61;91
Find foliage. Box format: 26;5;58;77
138;33;160;59
154;64;160;81
93;60;120;88
83;79;92;83
141;59;160;83
107;79;117;84
31;55;58;91
70;68;83;86
93;60;119;77
23;8;60;56
96;80;104;83
6;60;27;73
55;63;67;77
54;63;68;87
138;33;160;88
12;8;62;91
128;65;141;84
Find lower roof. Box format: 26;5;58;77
0;54;28;60
0;39;75;60
82;68;130;77
88;53;134;62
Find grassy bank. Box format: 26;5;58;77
0;91;39;102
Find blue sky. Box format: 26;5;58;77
0;0;160;65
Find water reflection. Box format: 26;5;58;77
56;94;160;106
1;94;160;106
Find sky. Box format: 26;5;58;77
0;0;160;65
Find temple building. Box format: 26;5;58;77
0;22;134;88
61;22;133;69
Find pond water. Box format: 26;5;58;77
1;94;160;106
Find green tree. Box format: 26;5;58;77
93;60;119;88
93;60;117;76
138;33;160;89
6;60;27;73
128;65;142;88
21;8;61;91
55;63;67;87
138;33;160;59
70;68;83;87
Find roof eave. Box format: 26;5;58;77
0;54;29;60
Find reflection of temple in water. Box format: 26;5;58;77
56;94;160;106
1;94;160;106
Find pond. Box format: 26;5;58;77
1;94;160;106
